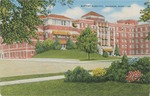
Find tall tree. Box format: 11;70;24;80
77;27;98;60
66;37;75;49
53;35;61;50
0;0;73;44
139;1;150;40
114;44;120;56
122;53;128;64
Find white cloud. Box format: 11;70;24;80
101;7;113;12
107;4;144;22
60;7;86;19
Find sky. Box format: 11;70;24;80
50;0;148;23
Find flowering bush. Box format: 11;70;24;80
92;68;107;77
126;70;142;83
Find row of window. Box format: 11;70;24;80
121;44;149;48
112;27;149;32
115;32;148;37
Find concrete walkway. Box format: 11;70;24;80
0;75;65;86
0;58;114;78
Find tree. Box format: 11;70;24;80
66;37;75;49
0;0;73;44
114;44;120;56
53;35;61;50
122;53;128;64
35;41;44;54
139;1;150;40
77;27;98;60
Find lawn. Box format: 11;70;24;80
33;49;120;60
1;80;149;96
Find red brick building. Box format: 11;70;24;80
0;11;149;59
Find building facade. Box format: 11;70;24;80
0;11;149;59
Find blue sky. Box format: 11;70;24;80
50;0;148;22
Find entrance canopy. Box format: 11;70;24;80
103;48;113;52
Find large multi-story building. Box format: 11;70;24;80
0;11;149;59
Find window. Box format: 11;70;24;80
136;33;138;37
141;44;143;48
146;43;149;48
140;33;143;37
136;45;138;48
52;19;56;24
136;39;138;43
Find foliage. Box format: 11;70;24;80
35;38;53;54
126;70;142;83
66;38;76;49
35;41;45;54
140;72;150;84
139;1;150;40
106;61;128;82
122;53;128;64
131;57;150;74
64;66;91;82
0;0;73;44
139;1;150;22
77;27;98;60
92;68;107;77
103;51;108;58
42;38;53;50
53;35;61;50
114;44;120;56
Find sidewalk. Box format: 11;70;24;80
0;59;112;78
0;75;65;86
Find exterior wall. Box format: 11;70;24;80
0;12;150;59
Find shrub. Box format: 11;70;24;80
66;38;76;49
132;57;150;74
106;61;129;82
35;41;44;53
126;70;142;83
122;53;128;64
53;35;61;50
140;72;150;84
64;66;91;82
92;68;106;77
42;38;53;50
103;51;108;58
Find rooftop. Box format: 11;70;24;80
39;14;72;20
81;11;104;18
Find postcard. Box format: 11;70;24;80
0;0;150;96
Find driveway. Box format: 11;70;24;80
0;58;114;78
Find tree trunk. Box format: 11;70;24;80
88;53;90;60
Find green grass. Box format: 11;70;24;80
1;80;149;96
0;73;64;82
33;50;120;60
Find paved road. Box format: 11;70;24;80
0;58;114;78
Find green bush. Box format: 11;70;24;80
64;66;91;82
132;57;150;74
103;51;108;58
35;41;45;53
140;72;150;84
42;38;53;50
66;38;76;49
53;35;61;50
106;61;128;82
35;39;54;54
